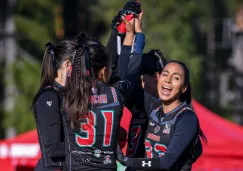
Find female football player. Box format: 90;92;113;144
117;60;206;171
32;41;78;171
61;15;145;171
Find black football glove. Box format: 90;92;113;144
111;0;142;31
123;0;141;14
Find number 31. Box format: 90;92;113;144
75;110;114;147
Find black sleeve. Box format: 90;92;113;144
113;52;142;104
110;45;132;85
118;45;132;78
35;90;65;158
126;84;160;117
115;34;159;114
113;33;145;104
106;29;125;72
123;112;200;170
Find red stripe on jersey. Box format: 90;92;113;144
110;87;118;102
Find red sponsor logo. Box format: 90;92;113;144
147;133;160;142
90;94;108;104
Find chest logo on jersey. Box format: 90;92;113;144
147;133;160;142
46;101;52;106
154;125;160;134
103;155;112;164
163;124;171;134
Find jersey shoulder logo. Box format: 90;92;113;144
46;101;52;106
149;121;155;126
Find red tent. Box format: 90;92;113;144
0;129;40;171
0;102;243;171
192;100;243;170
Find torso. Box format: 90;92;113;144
145;102;196;159
62;82;123;171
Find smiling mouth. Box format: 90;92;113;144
161;86;172;95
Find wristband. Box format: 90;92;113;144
134;33;145;54
125;157;161;170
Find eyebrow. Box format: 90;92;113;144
162;70;182;77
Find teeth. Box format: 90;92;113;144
162;86;172;90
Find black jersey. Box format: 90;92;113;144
33;82;65;171
145;102;199;160
61;51;143;171
120;96;203;171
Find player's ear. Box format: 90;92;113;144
154;72;160;81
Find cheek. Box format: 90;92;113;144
172;81;184;93
157;76;164;87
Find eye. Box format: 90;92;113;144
173;76;180;80
161;72;168;76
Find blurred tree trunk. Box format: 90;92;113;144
62;0;78;39
62;0;104;40
0;0;17;138
0;0;7;139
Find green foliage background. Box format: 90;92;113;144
3;0;243;135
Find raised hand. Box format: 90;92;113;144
135;10;144;33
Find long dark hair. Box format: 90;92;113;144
31;41;78;109
168;60;207;143
64;33;111;129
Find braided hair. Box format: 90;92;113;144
64;33;111;129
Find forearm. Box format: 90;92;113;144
114;33;145;103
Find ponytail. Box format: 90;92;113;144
199;129;208;143
40;43;56;89
31;43;56;109
32;41;78;110
64;46;95;129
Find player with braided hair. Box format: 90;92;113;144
61;15;145;171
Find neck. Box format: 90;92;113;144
162;99;182;114
55;77;66;86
